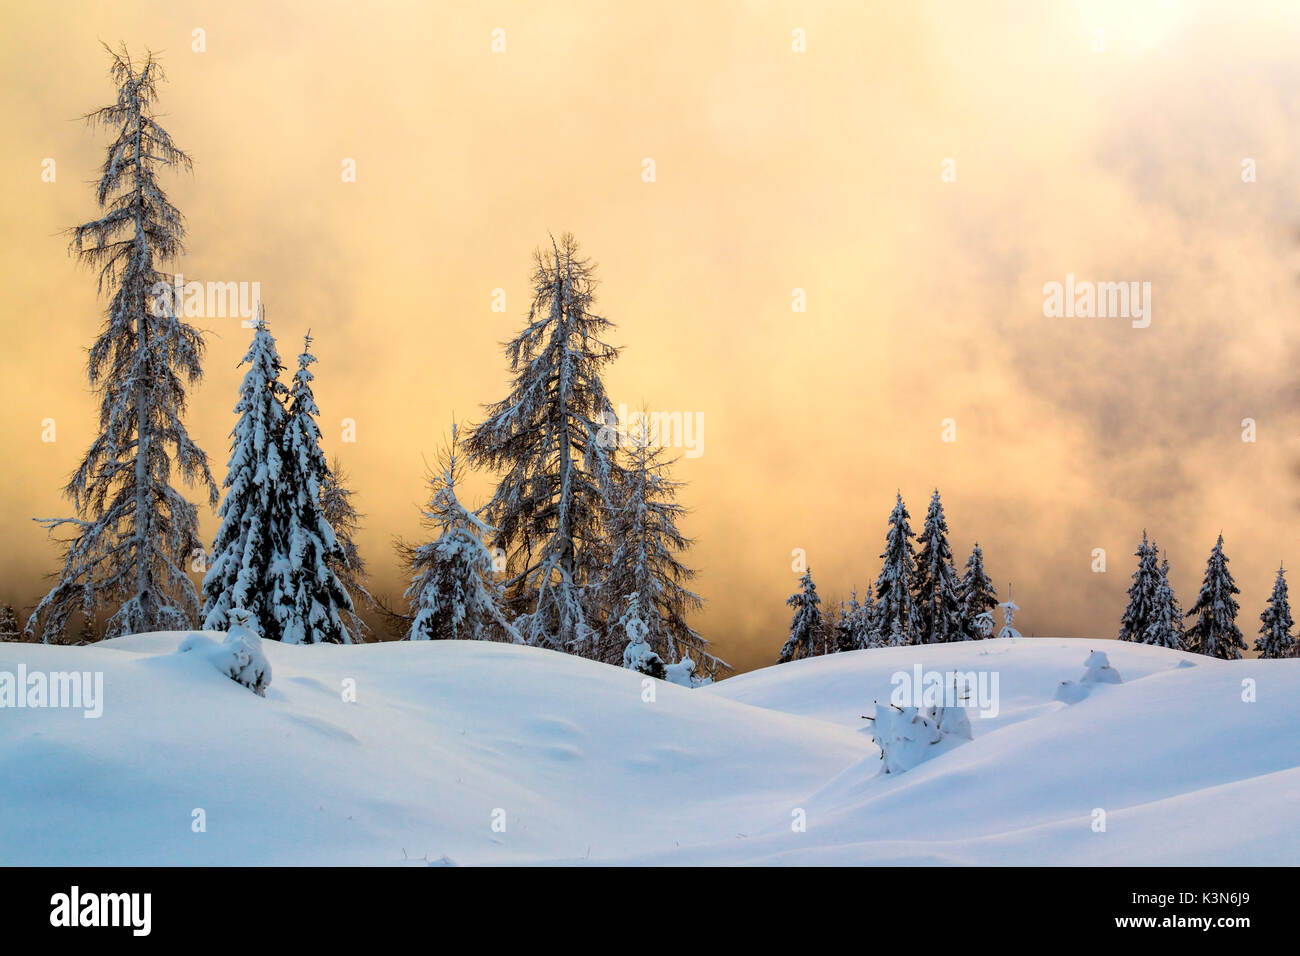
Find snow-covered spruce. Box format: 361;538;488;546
1184;534;1246;660
321;457;373;643
1141;553;1184;650
1255;565;1295;659
872;493;921;646
958;542;997;640
863;699;972;775
271;334;354;644
914;489;964;643
465;233;624;655
601;422;724;674
27;46;217;643
828;594;877;653
180;608;271;697
850;589;881;648
778;569;822;663
201;314;289;640
1117;531;1161;643
619;592;667;679
403;424;518;643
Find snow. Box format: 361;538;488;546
1;635;1296;865
179;612;271;697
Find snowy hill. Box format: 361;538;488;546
1;635;1296;865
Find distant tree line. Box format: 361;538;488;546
777;490;999;662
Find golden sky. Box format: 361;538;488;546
1;0;1298;670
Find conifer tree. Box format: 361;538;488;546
820;600;841;654
272;334;354;644
835;589;878;651
1255;565;1295;659
27;46;216;642
403;425;517;643
1184;534;1246;660
321;458;372;643
0;604;19;641
602;423;722;671
872;493;921;645
1117;531;1161;643
958;542;997;640
619;592;667;679
779;569;822;663
834;597;856;653
466;233;623;655
914;490;964;643
201;315;289;639
854;587;880;647
1142;553;1183;649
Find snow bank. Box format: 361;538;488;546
0;633;862;865
1;635;1296;865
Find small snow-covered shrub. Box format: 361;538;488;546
664;655;713;688
863;700;972;774
1081;650;1122;684
1055;649;1122;703
179;609;272;697
620;595;667;680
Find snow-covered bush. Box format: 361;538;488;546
1054;649;1122;703
1081;649;1122;684
664;655;713;688
180;609;271;697
863;700;972;774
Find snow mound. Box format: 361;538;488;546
703;638;1300;865
2;635;1297;865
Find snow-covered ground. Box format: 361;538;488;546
1;635;1296;865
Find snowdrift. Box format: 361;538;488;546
0;635;1296;865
